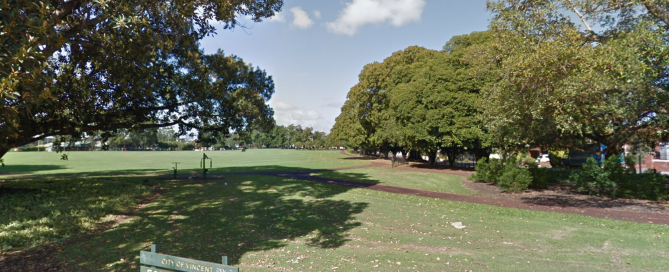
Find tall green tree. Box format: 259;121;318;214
391;33;495;165
332;41;493;164
485;0;669;154
0;0;282;159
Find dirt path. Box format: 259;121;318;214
287;150;668;225
1;150;667;271
2;150;667;225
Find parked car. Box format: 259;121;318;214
536;153;550;163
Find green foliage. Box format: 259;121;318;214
545;168;573;184
0;1;283;158
485;0;669;152
331;32;496;162
518;154;537;168
471;157;489;182
182;143;196;150
572;157;619;196
474;156;548;191
571;156;669;200
498;164;533;193
528;165;548;190
618;173;669;200
548;150;567;168
471;157;504;183
18;144;38;152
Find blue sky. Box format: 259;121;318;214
201;0;492;133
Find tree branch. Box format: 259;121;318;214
643;0;669;27
52;0;87;22
568;0;594;32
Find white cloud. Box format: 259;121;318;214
323;101;343;108
313;10;322;19
326;0;426;36
270;100;296;111
270;100;324;129
268;12;286;23
290;7;315;29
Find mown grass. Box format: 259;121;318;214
1;150;666;271
313;167;474;194
0;149;367;176
54;175;668;271
0;177;153;251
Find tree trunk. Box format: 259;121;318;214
474;149;490;161
0;147;9;165
408;150;421;161
427;150;437;165
448;155;457;166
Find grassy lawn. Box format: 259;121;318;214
55;176;667;271
0;149;367;176
313;167;474;194
0;150;666;271
0;177;153;251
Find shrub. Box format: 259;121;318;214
181;143;195;150
519;155;537;167
470;158;489;182
528;165;548;189
571;157;617;196
545;168;573;184
18;144;38;152
471;158;504;183
569;155;668;200
548;150;567;168
498;164;533;193
617;173;669;200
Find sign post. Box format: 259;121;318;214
140;244;238;272
172;162;181;179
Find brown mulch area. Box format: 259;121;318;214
336;151;669;225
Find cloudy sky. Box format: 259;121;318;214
200;0;492;133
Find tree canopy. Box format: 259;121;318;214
484;0;669;153
0;0;283;158
331;33;495;164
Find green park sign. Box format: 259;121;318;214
140;244;238;272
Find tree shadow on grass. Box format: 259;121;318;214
407;163;476;173
308;170;379;185
339;156;378;161
0;166;171;177
43;166;378;270
0;164;68;176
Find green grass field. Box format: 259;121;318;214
1;150;667;271
0;149;367;176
